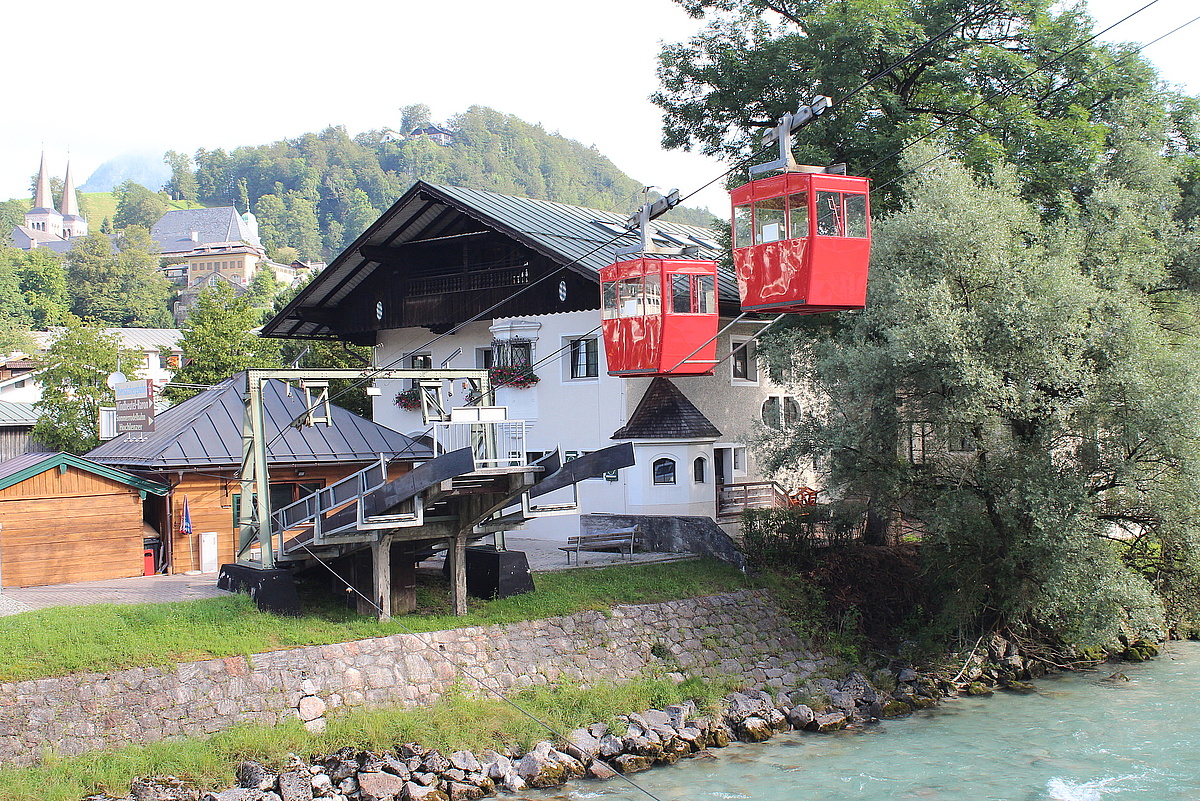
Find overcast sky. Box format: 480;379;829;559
6;0;1196;217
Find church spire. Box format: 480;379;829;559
33;151;55;212
60;160;79;218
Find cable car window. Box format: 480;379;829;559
816;191;843;236
671;274;693;314
788;192;809;239
618;277;644;316
733;204;753;247
844;194;868;238
644;273;662;314
602;281;619;319
696;275;715;314
652;458;677;485
755;196;786;243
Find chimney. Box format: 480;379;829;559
190;231;199;242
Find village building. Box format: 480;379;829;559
7;153;88;253
263;182;803;543
86;374;430;575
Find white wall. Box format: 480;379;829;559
372;310;798;540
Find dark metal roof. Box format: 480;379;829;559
151;207;258;255
611;378;721;440
87;373;431;470
0;451;169;495
262;181;733;340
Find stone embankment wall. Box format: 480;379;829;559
0;589;832;767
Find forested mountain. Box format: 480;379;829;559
164;105;718;261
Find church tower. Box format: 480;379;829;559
59;160;87;239
25;152;64;239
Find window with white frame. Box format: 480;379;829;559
693;456;707;483
652;457;677;485
567;337;599;379
908;421;934;464
475;347;494;369
731;337;758;383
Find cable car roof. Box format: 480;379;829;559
262;181;734;341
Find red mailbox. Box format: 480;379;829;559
600;257;720;377
731;171;870;314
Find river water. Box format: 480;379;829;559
521;641;1200;801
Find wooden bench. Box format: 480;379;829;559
560;526;641;565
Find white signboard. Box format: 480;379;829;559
114;379;155;433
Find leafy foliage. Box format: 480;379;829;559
64;229;173;327
112;180;169;230
162;282;282;403
653;0;1173;215
31;320;138;454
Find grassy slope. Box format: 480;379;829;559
0;560;754;683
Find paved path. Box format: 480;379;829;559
0;537;694;616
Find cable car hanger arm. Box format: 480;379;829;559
750;95;834;176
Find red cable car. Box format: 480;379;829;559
731;169;870;314
601;256;720;377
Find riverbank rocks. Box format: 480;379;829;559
107;671;950;801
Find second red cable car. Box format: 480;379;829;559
731;169;870;314
601;256;720;377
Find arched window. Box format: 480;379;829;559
693;456;706;483
652;458;676;485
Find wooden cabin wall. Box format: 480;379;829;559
0;467;145;587
166;463;412;574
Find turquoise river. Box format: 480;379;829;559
521;641;1200;801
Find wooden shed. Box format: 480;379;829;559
0;452;168;588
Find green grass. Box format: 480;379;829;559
0;675;740;801
0;560;755;683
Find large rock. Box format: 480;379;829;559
201;790;266;801
358;772;407;801
588;760;618;780
422;751;452;774
598;733;624;758
735;716;774;742
785;704;815;729
807;711;848;732
402;783;448;801
563;727;601;762
611;753;652;773
235;762;276;792
517;742;571;788
277;766;314;801
323;749;360;783
445;782;486;801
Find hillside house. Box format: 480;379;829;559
263;182;806;542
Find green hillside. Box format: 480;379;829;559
174;105;718;260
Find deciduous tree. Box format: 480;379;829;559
31;320;138;454
162;281;282;403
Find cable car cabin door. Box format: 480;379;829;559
731;172;870;314
601;257;719;377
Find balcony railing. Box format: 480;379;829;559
432;407;528;470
